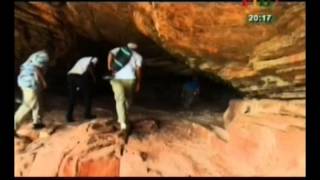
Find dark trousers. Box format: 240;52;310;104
66;74;93;119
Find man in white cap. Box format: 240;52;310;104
107;42;143;132
15;49;50;136
66;56;98;122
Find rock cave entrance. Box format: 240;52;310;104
38;36;243;118
14;14;245;127
14;3;305;177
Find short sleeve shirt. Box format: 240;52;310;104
17;50;49;90
110;47;143;80
68;57;96;75
18;63;39;90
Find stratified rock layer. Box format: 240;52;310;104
14;2;305;98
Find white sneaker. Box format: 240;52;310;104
120;123;127;130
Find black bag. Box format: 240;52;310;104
111;47;133;72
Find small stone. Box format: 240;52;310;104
39;131;50;139
212;125;230;142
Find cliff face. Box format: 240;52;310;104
14;2;305;98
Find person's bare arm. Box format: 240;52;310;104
135;67;142;93
36;68;47;89
107;53;113;71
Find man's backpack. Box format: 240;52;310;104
111;47;133;72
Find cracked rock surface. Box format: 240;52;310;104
15;99;305;177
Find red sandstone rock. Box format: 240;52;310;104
132;119;159;134
14;99;305;177
14;2;305;98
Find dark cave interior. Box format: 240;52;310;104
15;36;243;114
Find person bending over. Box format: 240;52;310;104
66;56;98;122
15;49;50;136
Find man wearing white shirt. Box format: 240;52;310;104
107;42;143;132
66;56;98;122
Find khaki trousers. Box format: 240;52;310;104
14;88;42;130
110;79;135;130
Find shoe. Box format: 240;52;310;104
118;129;127;137
66;114;75;122
67;119;75;123
33;123;45;130
14;130;20;138
120;124;127;131
84;114;97;120
118;123;132;140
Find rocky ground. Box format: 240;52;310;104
14;2;306;177
14;95;305;177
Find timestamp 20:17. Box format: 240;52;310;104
248;14;273;24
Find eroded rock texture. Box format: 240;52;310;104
14;2;305;98
14;99;305;177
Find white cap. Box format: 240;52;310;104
91;57;98;65
127;42;138;49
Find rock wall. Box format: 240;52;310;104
14;2;305;98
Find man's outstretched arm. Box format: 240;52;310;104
135;67;142;93
36;68;47;90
